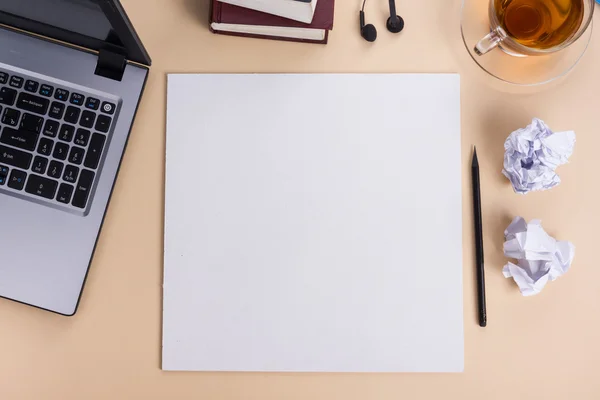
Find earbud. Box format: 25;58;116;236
386;0;404;33
360;11;377;42
386;15;404;33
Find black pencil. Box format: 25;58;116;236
472;147;487;327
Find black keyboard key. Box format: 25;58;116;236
85;97;100;110
47;160;63;179
20;113;43;133
68;146;85;165
49;101;65;119
63;165;79;183
74;128;90;146
72;169;94;209
0;72;7;84
84;133;105;169
52;142;69;160
37;137;53;156
0;145;32;169
43;120;59;137
101;101;116;115
95;115;111;133
39;84;54;97
9;75;23;89
54;89;69;101
16;92;49;115
0;165;8;185
0;127;38;151
58;124;75;142
25;174;58;199
25;80;39;93
32;156;48;174
0;87;17;106
7;169;26;190
64;106;80;124
70;93;84;106
56;183;74;203
1;108;20;126
79;110;96;128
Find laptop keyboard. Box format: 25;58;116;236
0;68;119;215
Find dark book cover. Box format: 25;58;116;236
210;0;334;44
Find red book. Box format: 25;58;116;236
210;0;334;44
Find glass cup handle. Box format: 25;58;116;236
474;29;503;56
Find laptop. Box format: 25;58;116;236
0;0;150;315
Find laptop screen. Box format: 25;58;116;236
0;0;113;41
0;0;150;65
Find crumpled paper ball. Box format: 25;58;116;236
502;118;576;194
503;217;575;296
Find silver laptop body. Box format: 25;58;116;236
0;0;151;315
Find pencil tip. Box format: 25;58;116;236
472;146;479;166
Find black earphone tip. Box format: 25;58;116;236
386;15;404;33
362;24;377;42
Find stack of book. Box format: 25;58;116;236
210;0;335;44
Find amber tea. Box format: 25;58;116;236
493;0;584;49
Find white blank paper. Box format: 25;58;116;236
163;74;463;372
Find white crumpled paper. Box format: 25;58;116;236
503;217;575;296
502;118;576;194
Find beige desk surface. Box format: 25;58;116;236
1;0;600;399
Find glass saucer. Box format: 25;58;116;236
460;0;593;86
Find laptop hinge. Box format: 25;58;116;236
94;48;127;82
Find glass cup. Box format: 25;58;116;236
475;0;594;56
